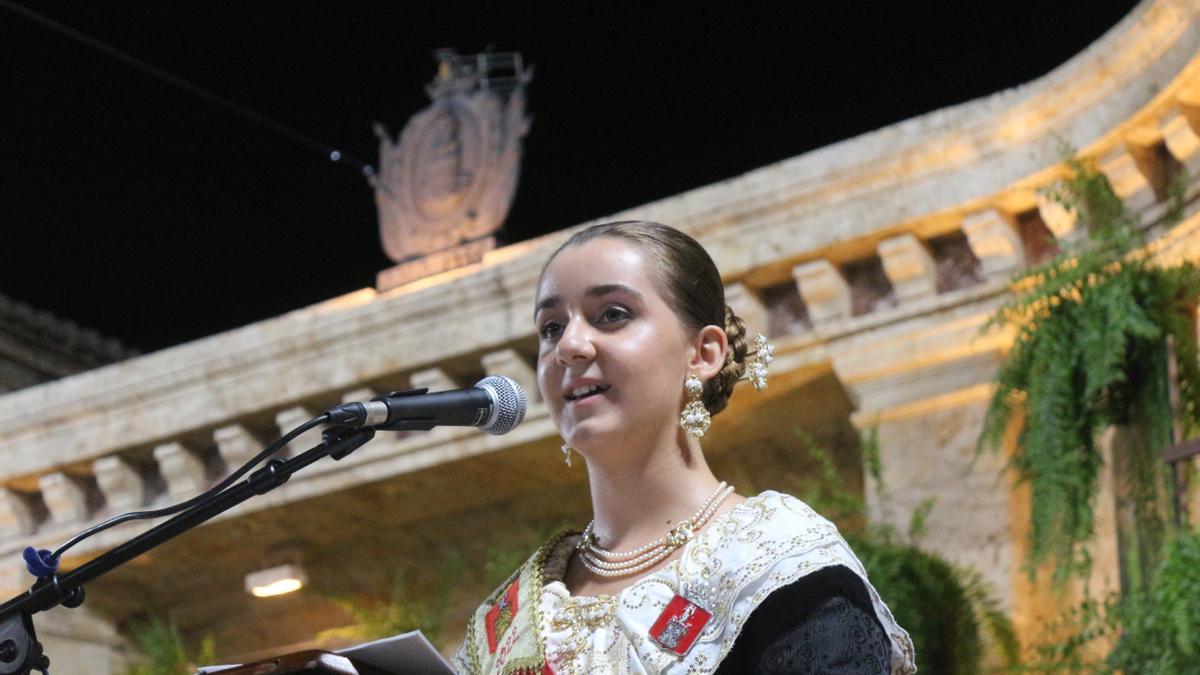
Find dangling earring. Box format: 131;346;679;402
561;443;573;467
680;374;711;438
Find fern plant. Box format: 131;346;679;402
978;151;1200;583
123;617;216;675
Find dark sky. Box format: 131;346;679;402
1;1;1139;354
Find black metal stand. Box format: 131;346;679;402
0;425;375;675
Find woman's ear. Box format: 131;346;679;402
689;324;729;381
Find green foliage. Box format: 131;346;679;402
1108;529;1200;673
1017;529;1200;673
320;548;463;645
123;617;215;675
849;535;986;674
979;152;1200;582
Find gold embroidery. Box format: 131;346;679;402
508;492;916;674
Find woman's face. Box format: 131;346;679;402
534;238;696;452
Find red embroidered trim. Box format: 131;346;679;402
484;578;521;654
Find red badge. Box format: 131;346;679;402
649;594;712;655
485;578;520;654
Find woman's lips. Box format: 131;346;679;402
565;385;610;406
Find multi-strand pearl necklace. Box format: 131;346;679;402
576;482;735;578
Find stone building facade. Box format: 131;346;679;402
0;293;135;393
3;0;1200;669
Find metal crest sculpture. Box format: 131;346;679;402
373;50;531;285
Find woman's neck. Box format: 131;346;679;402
583;433;722;551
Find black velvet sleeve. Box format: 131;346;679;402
714;565;892;674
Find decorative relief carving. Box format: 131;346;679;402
374;50;532;291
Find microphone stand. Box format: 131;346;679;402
0;424;377;675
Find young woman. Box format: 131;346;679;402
455;222;915;674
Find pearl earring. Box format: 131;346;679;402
680;374;711;438
561;443;573;467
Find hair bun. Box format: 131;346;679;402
705;305;748;415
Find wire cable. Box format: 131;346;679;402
42;413;331;564
0;0;374;176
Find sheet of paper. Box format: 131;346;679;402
336;631;454;674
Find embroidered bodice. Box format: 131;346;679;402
455;491;916;675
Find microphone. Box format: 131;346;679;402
324;375;527;435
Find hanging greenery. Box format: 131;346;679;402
1018;528;1200;673
978;150;1200;583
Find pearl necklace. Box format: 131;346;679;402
576;482;735;578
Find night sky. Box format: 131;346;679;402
1;1;1139;354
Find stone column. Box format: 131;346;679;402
830;311;1017;611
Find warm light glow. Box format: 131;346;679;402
245;564;307;598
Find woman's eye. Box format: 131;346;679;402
599;306;631;323
538;322;562;340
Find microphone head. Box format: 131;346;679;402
475;375;528;435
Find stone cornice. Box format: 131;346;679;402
616;0;1200;276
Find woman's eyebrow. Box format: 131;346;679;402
534;284;645;320
534;295;559;318
586;283;643;301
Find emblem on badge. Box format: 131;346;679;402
649;594;712;655
485;578;520;654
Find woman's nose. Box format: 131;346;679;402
556;318;596;365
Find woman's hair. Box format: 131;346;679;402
543;220;748;415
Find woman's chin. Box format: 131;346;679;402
564;417;626;451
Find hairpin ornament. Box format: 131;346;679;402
743;334;773;391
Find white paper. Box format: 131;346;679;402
335;630;454;674
196;630;453;674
